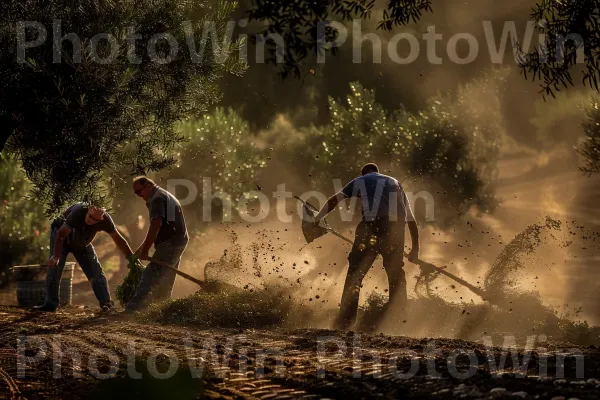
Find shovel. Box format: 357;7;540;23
296;196;354;245
143;257;206;288
295;196;492;303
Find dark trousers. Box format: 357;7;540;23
336;218;407;330
125;241;187;312
45;227;111;309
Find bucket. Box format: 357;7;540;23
12;263;75;307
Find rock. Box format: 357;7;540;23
490;387;507;393
512;392;528;398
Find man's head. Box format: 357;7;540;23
361;163;379;176
84;206;106;226
133;176;156;201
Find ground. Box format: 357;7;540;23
1;306;600;399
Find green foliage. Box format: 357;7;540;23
275;79;500;225
162;107;265;228
248;0;599;99
246;0;433;78
519;0;600;97
1;0;595;215
102;107;264;243
357;293;600;345
115;259;144;306
484;216;562;295
427;70;506;186
101;108;266;247
0;153;48;288
0;0;246;215
141;283;311;328
577;97;600;174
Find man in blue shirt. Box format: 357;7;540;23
313;163;420;330
124;176;189;313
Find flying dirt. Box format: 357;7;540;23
2;1;600;398
2;150;600;399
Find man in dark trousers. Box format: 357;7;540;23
35;203;135;312
125;176;189;312
313;163;420;330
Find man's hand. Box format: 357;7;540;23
134;246;149;261
110;230;136;264
407;247;419;263
126;254;139;266
46;256;60;268
418;260;437;275
311;193;346;228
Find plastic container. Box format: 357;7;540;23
12;263;75;307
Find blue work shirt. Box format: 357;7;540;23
339;172;415;222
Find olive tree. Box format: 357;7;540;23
0;0;246;213
577;97;600;174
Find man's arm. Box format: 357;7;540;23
314;192;348;224
407;220;420;261
109;229;134;259
47;224;72;267
403;190;420;261
135;217;162;260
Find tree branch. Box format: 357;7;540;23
0;118;12;153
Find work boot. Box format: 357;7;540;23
32;303;57;312
100;300;115;312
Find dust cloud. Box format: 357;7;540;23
167;89;600;344
168;186;600;345
152;0;600;343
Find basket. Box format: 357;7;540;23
12;263;75;307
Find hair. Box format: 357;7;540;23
88;205;106;216
361;163;379;175
133;176;156;186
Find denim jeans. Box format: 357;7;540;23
336;219;407;330
44;227;111;309
125;241;187;312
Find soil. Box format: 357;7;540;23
2;305;600;399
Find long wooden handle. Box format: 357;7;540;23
295;195;491;302
327;228;354;245
326;224;489;299
147;257;206;288
324;220;489;301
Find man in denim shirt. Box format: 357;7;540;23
313;163;420;330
